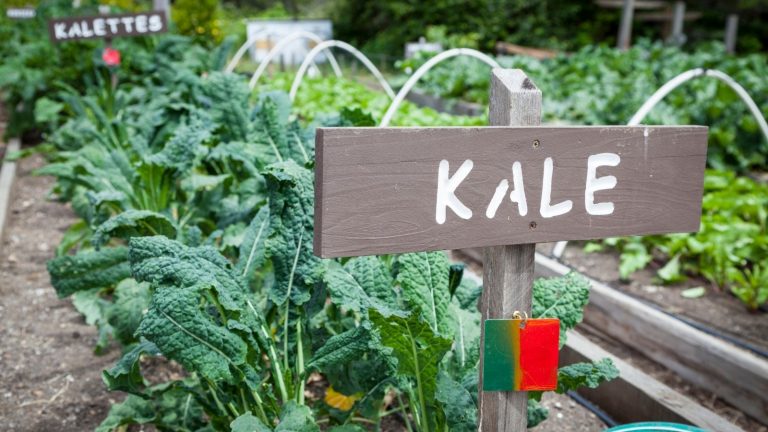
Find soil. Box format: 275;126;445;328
0;153;121;431
556;242;768;354
0;154;606;431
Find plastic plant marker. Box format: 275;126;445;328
482;318;560;391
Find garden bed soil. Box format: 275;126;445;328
557;242;768;353
0;154;606;431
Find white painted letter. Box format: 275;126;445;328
485;161;527;218
436;159;473;224
485;179;508;219
93;18;106;36
81;21;94;38
68;22;83;38
106;18;120;33
54;23;68;40
148;14;163;32
585;153;620;215
509;161;528;216
121;16;135;33
135;14;148;33
540;157;572;218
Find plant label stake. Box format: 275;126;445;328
313;69;708;431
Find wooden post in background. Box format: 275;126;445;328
153;0;171;23
724;14;739;54
617;0;635;50
477;69;542;431
669;1;686;46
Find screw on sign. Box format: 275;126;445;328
313;69;708;431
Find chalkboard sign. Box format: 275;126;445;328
48;11;167;43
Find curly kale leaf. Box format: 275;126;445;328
307;325;371;372
526;398;549;428
369;308;452;414
264;161;322;306
324;257;399;315
436;371;477;432
201;72;251;142
397;252;452;335
129;236;246;312
137;284;250;384
231;412;271;432
532;272;591;346
93;209;177;248
107;278;151;346
96;381;205;432
102;338;160;397
148;110;213;173
253;96;312;165
48;246;131;297
557;358;619;394
236;205;270;283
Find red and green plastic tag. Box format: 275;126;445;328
482;318;560;391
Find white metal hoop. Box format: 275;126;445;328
289;39;395;101
379;48;501;127
246;31;343;89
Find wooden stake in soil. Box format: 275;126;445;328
477;69;541;431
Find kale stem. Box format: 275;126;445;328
283;299;290;376
250;388;269;425
247;299;288;404
227;401;240;418
406;324;430;432
296;319;305;405
398;391;415;432
206;379;228;417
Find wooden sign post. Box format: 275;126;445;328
313;69;708;430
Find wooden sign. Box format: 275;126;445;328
314;125;708;258
6;7;36;19
48;11;167;43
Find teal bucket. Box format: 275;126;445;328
606;422;708;432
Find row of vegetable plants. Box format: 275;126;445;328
395;42;768;311
1;9;618;432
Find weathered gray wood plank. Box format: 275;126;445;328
314;125;708;258
562;331;745;432
0;138;20;246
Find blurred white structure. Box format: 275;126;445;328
405;37;443;58
245;19;332;65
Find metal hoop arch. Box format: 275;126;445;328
244;31;343;89
379;48;501;127
289;39;395;101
